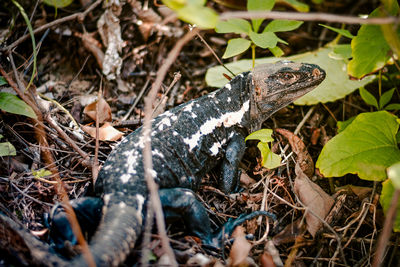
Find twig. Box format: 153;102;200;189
220;10;399;25
121;79;150;122
151;72;181;117
141;27;199;266
195;32;235;77
0;0;102;53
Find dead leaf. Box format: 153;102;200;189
294;164;334;237
275;128;314;177
229;226;252;266
310;128;320;145
272;219;306;245
260;252;276;267
81;122;124;141
78;32;104;69
263;240;283;267
240;171;257;188
83;97;112;123
97;0;125;80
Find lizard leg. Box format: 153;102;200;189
47;197;103;252
159;188;217;246
159;188;276;249
220;132;246;194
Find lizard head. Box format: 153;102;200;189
249;61;325;131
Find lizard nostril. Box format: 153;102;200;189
312;68;321;77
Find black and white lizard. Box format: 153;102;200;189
2;61;325;266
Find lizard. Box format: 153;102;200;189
2;61;326;266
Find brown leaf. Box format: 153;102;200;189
240;171;257;188
275;128;314;177
272;218;306;245
294;164;334;237
310;128;320;145
81;122;124;141
78;32;104;69
83;97;112;123
260;251;276;267
229;226;252;266
263;241;283;267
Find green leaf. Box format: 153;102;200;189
0;76;7;86
348;9;392;79
359;87;378;109
319;24;354;39
245;129;274;143
205;46;374;105
249;31;278;49
380;179;400;232
386;103;400;110
388;162;400;189
380;88;396;109
42;0;73;8
176;5;219;29
215;19;251;34
278;0;309;12
316;111;400;181
257;142;281;169
264;20;303;33
269;46;284;57
328;44;352;60
337;117;356;133
222;38;251;59
247;0;275;32
0;92;37;119
0;142;16;156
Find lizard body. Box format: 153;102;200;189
3;61;326;266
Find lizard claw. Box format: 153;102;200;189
203;211;276;250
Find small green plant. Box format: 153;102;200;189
245;129;281;169
359;86;400;111
215;0;303;66
0;91;37;119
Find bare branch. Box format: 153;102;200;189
141;27;200;266
220;10;399;25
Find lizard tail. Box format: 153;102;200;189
71;197;144;267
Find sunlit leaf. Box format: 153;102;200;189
348;9;392;79
245;129;274;143
215;19;251;34
316;111;400;181
249;31;278;48
264;20;303;32
222;38;251;59
257;142;281;169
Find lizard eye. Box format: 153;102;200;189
276;72;298;84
